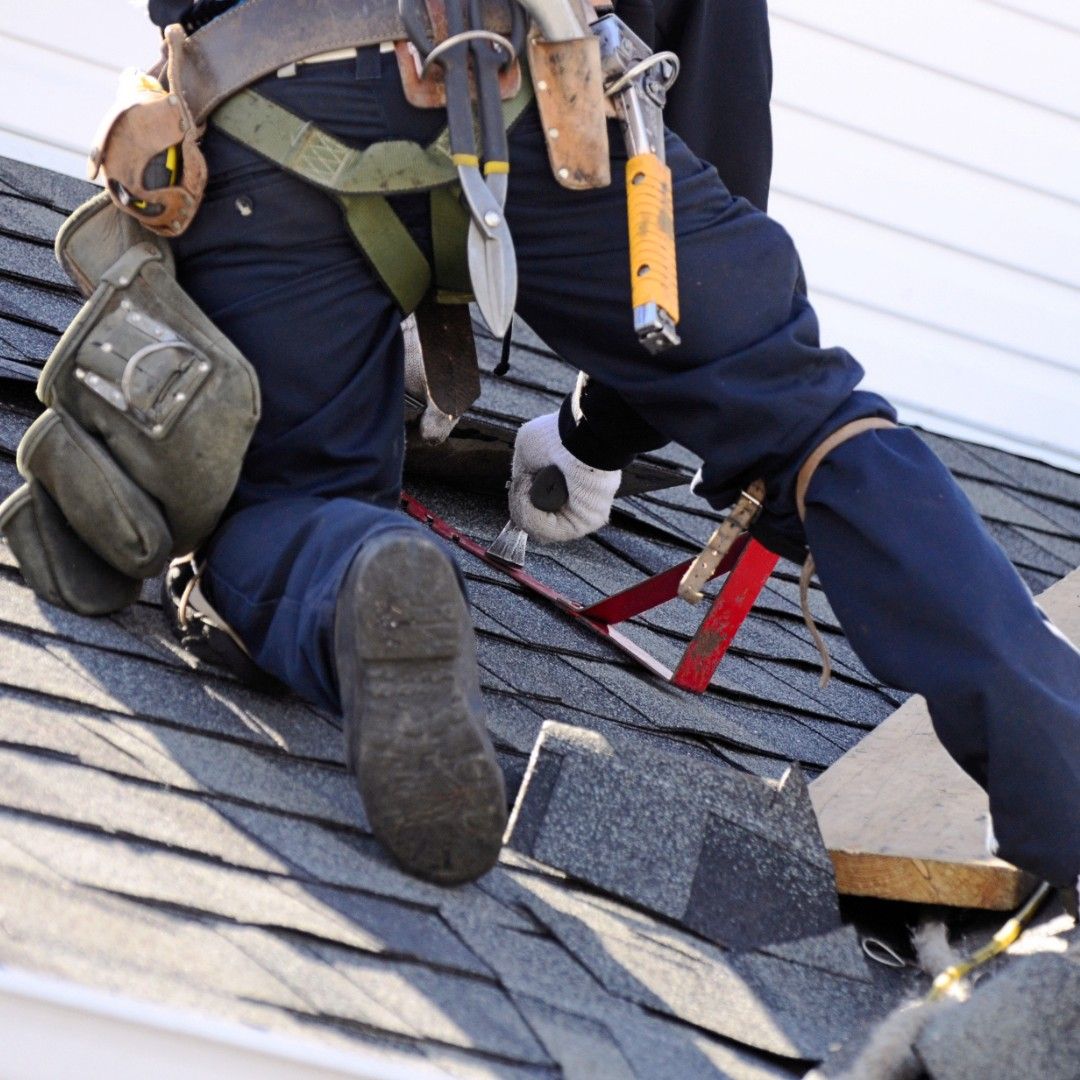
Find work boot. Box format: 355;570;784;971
334;531;507;884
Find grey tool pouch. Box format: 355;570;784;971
0;193;261;615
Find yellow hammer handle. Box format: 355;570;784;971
626;152;679;324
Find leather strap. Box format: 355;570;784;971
795;417;897;522
211;80;533;312
178;0;516;125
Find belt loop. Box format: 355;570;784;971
355;43;383;81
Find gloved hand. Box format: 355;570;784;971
509;412;621;543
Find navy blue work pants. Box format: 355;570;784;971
173;56;1080;887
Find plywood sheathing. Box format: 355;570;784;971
811;566;1079;909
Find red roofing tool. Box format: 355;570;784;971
401;492;778;693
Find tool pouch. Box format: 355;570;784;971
0;195;261;615
0;482;144;614
89;25;208;237
528;32;610;190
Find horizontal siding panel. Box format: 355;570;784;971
981;0;1080;33
809;293;1080;470
0;38;119;164
771;107;1080;289
770;0;1080;118
770;191;1080;372
11;1;159;69
0;133;87;183
770;20;1080;205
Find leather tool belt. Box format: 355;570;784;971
91;0;609;236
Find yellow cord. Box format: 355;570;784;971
130;144;181;211
926;881;1053;1002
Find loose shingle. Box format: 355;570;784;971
509;723;842;952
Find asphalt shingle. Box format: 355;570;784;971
510;872;893;1062
509;723;843;952
0;151;1075;1078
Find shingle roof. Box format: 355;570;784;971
0;153;1077;1077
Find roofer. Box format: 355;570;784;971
2;0;1077;897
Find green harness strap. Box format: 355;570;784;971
211;77;533;313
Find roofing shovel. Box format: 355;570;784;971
486;463;569;567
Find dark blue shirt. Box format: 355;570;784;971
148;0;244;31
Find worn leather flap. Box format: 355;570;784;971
413;298;481;419
56;194;174;299
527;35;610;190
90;27;208;238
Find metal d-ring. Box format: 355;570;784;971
120;339;203;412
420;29;516;77
605;50;681;98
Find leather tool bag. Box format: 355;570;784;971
90;26;208;238
0;194;261;615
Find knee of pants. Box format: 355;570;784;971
201;498;469;710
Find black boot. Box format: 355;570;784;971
334;531;507;884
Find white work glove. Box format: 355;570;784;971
509;413;621;543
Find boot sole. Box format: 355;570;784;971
337;533;506;884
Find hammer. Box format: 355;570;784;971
485;464;569;568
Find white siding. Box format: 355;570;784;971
768;0;1080;470
0;1;1077;469
0;1;159;176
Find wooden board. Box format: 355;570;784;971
810;567;1079;910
